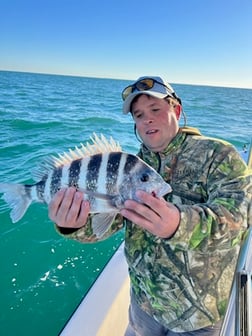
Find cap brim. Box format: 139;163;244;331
123;91;169;114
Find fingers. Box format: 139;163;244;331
120;190;161;230
122;190;162;220
120;190;180;238
48;188;66;221
48;187;90;228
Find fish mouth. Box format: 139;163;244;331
156;183;172;197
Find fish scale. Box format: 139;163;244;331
86;154;103;191
106;152;121;194
68;159;82;188
50;166;63;195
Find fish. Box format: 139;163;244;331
0;134;172;237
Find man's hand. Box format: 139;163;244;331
48;187;90;229
120;190;180;238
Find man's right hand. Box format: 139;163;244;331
48;187;90;229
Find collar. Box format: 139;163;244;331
140;126;201;158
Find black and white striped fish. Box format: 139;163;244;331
0;134;171;234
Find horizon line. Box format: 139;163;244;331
1;68;252;91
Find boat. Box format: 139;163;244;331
60;143;252;336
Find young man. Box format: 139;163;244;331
49;76;251;335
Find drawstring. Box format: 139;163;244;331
134;124;142;143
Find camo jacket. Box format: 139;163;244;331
58;127;252;332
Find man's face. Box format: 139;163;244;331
132;95;180;152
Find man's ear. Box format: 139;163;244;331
175;104;182;120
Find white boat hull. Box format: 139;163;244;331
59;242;130;336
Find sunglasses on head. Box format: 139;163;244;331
122;78;173;101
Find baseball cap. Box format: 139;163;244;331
122;76;181;114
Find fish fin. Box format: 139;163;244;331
52;133;121;168
0;183;32;223
32;158;56;180
91;212;117;238
79;188;122;212
32;134;122;180
79;188;114;200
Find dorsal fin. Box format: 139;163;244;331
52;133;121;167
32;134;122;181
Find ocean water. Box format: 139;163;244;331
0;71;251;335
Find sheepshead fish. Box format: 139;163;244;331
0;134;172;235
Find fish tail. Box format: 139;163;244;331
0;183;32;223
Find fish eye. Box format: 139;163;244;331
140;173;149;182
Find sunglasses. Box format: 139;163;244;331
122;78;173;101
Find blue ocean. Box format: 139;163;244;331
0;71;251;335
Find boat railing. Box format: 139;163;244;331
220;140;252;336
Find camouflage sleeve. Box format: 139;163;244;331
55;213;124;243
172;147;252;250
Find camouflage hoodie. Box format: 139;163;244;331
58;127;252;332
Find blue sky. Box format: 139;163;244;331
1;0;251;88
